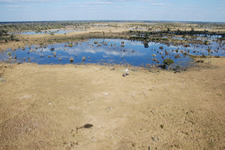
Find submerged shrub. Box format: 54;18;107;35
7;52;12;57
204;41;210;45
163;59;174;65
82;57;86;62
70;56;74;62
53;52;56;57
68;43;73;47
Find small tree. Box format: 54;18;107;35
163;58;174;70
144;33;148;39
0;29;8;37
10;34;15;41
204;41;209;45
163;58;174;65
7;52;13;67
7;52;12;57
152;54;156;60
152;54;156;65
167;28;170;32
68;43;73;47
143;41;149;48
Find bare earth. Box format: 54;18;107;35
0;58;225;150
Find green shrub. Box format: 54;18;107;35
204;41;209;45
163;59;174;65
7;52;12;57
68;43;73;47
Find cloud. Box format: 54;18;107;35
68;5;101;8
152;3;165;6
69;2;80;5
85;1;112;5
104;0;154;1
0;0;65;3
1;0;150;3
151;3;173;6
68;1;112;8
0;4;29;7
0;5;20;7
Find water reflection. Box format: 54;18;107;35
0;39;224;67
13;30;78;35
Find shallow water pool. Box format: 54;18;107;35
1;39;224;67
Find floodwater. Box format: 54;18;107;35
1;39;225;67
14;30;77;35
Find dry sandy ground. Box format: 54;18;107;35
0;58;225;150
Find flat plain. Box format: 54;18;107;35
0;21;225;150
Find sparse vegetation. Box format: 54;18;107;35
0;20;225;150
163;58;174;66
68;43;74;47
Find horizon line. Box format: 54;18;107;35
0;20;225;24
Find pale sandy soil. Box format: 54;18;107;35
0;58;225;150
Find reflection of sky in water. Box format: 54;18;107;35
14;30;78;35
0;39;224;67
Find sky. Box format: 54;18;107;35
0;0;225;22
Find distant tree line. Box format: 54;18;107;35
0;29;18;43
0;21;93;33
